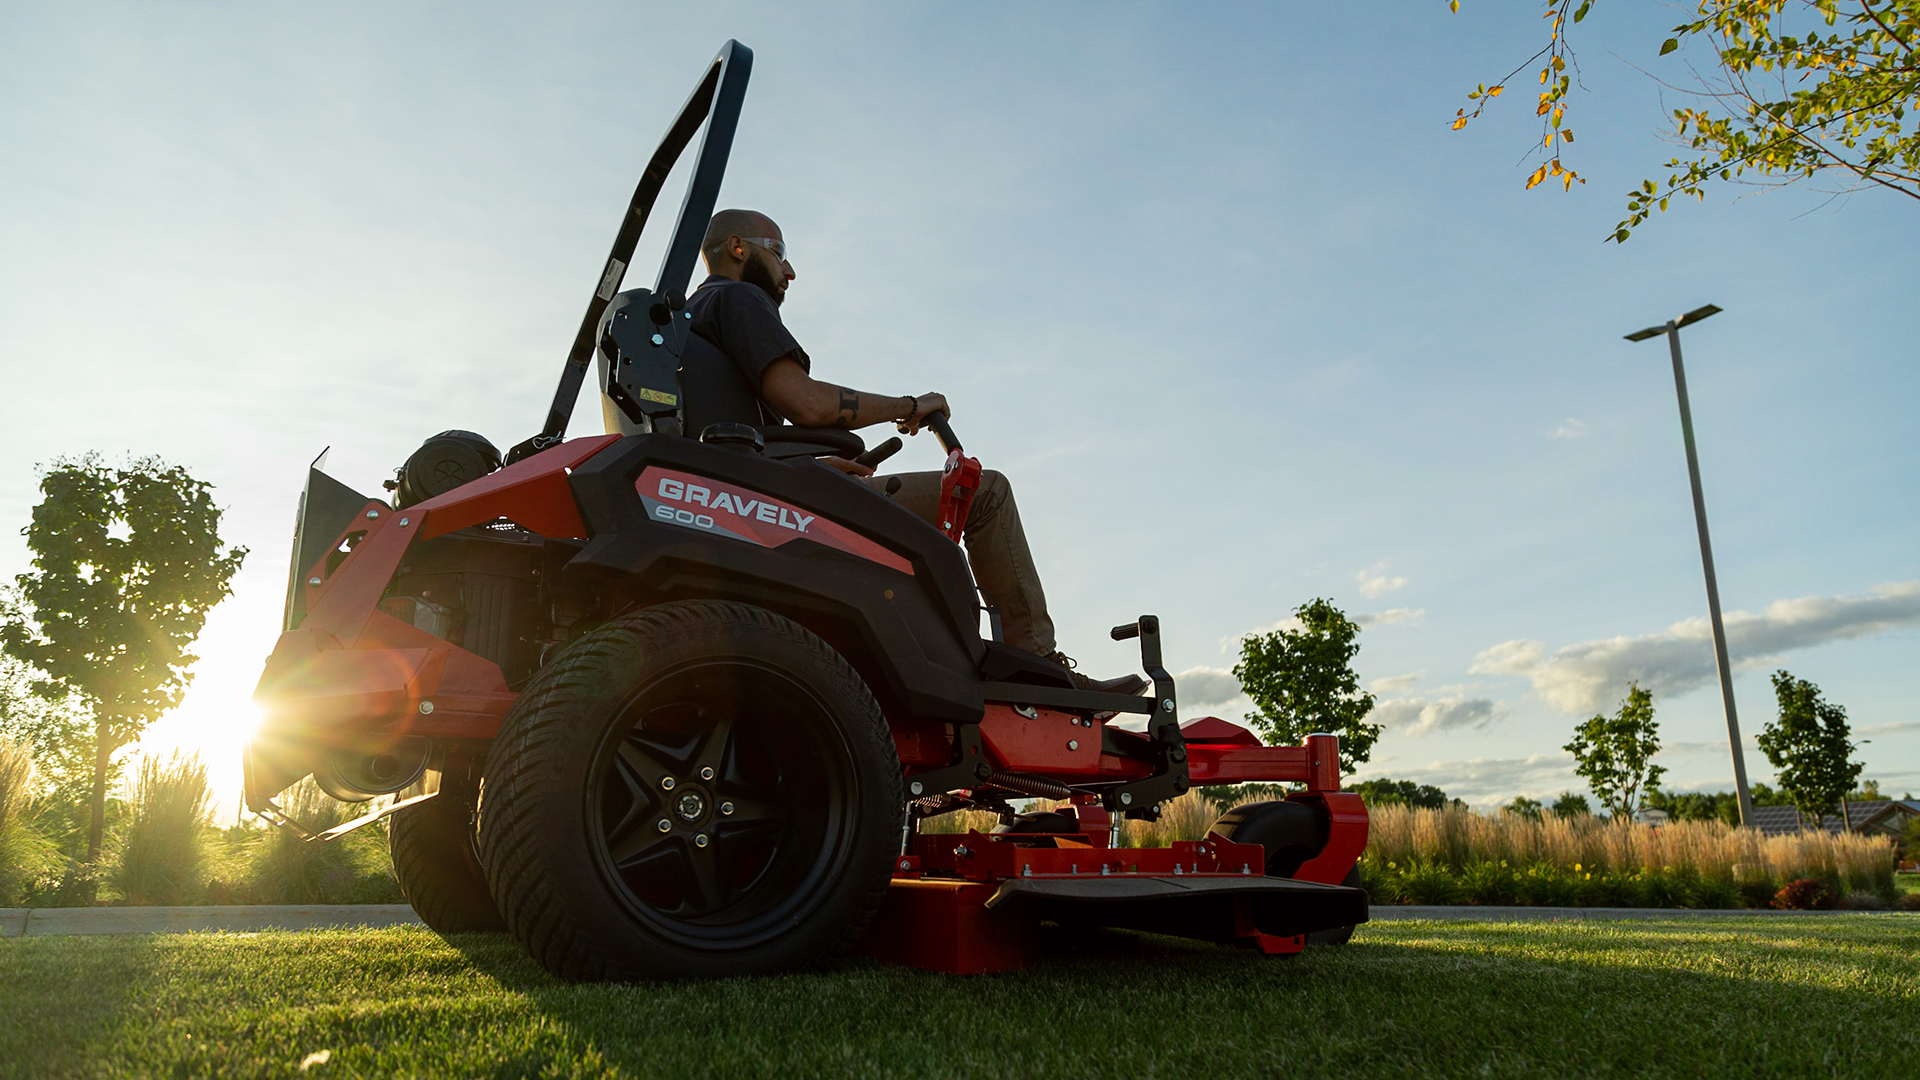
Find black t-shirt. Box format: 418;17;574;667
686;273;809;388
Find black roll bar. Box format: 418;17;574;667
508;39;753;464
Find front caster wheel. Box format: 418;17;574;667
1211;799;1365;946
389;758;504;934
478;601;903;981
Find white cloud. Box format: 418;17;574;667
1470;581;1920;714
1550;418;1588;440
1357;607;1425;627
1352;754;1578;806
1356;560;1407;598
1370;671;1423;694
1372;695;1499;736
1858;720;1920;737
1218;616;1301;652
1176;666;1243;709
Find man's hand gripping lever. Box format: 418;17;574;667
923;415;981;543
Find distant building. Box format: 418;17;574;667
1748;799;1920;838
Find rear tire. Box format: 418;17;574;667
478;600;903;981
389;760;505;933
1211;799;1364;946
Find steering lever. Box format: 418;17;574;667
854;436;903;470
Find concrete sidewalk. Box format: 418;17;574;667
1366;905;1882;922
0;904;423;938
5;903;1896;939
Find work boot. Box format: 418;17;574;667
1047;651;1148;696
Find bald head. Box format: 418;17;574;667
701;208;794;305
702;209;778;266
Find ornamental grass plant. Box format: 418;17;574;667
1362;803;1896;907
111;752;213;905
242;778;402;904
0;738;58;904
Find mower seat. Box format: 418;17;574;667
679;330;864;462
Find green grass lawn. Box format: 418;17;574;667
3;916;1914;1079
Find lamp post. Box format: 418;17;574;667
1624;303;1755;827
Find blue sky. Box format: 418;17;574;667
2;2;1915;813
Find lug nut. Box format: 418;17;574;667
720;801;734;816
694;834;709;848
1161;699;1175;712
418;701;434;715
909;782;924;796
1120;793;1134;805
661;777;676;790
699;766;714;780
656;819;671;833
1067;740;1079;751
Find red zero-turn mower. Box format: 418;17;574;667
247;40;1369;979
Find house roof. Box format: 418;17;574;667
1747;799;1920;836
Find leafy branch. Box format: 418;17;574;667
1452;0;1920;239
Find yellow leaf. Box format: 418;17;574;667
1450;0;1459;10
1488;85;1504;97
1525;164;1549;189
1454;117;1469;130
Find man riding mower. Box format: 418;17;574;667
246;39;1369;980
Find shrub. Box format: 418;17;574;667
1737;878;1778;909
22;861;101;907
1512;863;1582;906
1459;860;1518;905
1639;867;1695;909
1772;877;1837;911
112;753;212;905
1838;890;1886;911
1689;875;1743;910
1356;857;1402;904
1397;861;1461;905
1898;891;1920;912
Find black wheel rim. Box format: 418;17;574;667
586;660;858;950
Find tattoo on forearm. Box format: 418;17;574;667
836;386;860;425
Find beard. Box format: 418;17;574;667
741;252;785;307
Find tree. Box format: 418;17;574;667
1549;791;1593;818
1646;787;1743;825
1451;1;1920;241
1351;778;1452;809
1504;795;1546;821
1;455;245;861
1233;599;1381;775
1564;683;1666;819
1758;669;1862;828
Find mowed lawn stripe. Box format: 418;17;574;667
1;917;1913;1079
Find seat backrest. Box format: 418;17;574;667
679;330;776;435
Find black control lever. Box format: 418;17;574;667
854;436;903;470
1111;621;1141;641
924;414;960;454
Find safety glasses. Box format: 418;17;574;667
741;236;789;263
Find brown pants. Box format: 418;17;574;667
862;469;1056;656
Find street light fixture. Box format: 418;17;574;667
1625;303;1755;828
